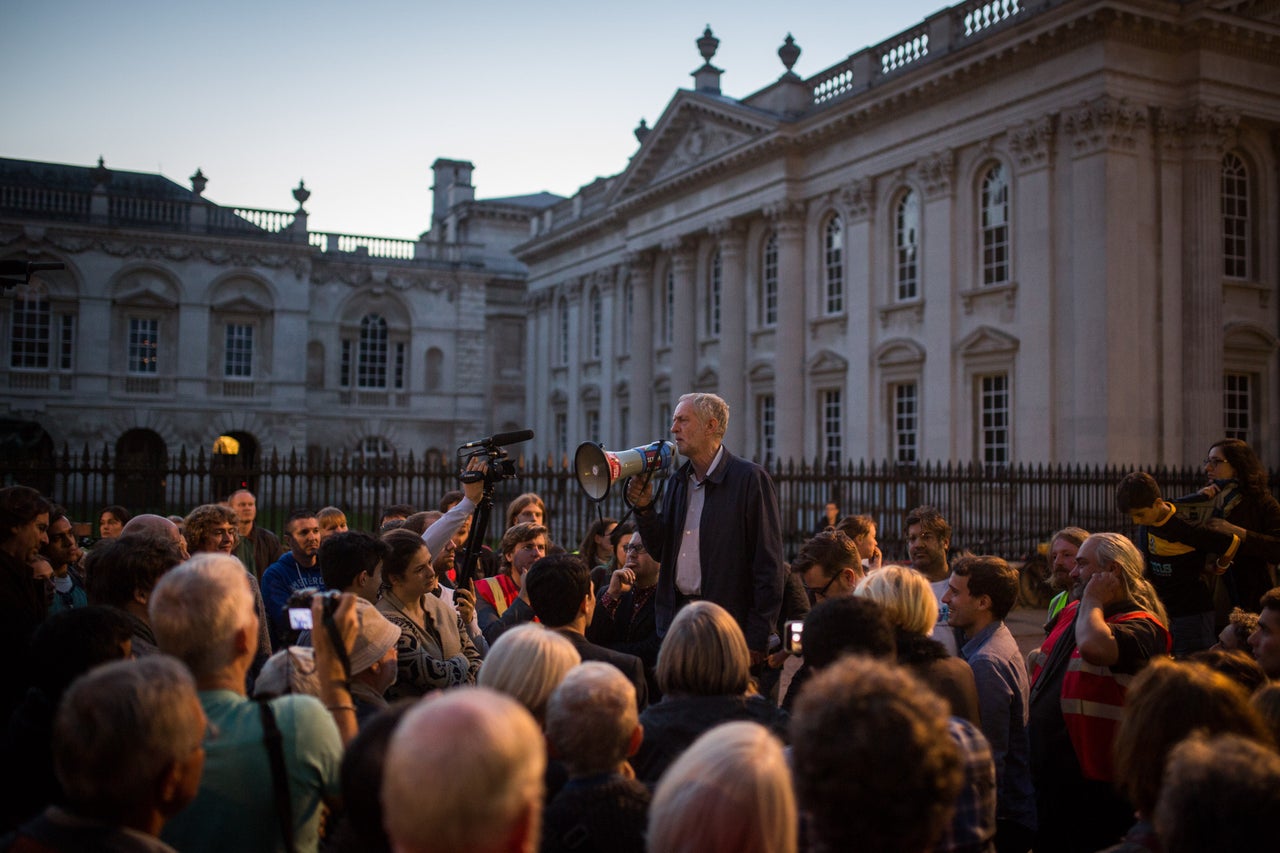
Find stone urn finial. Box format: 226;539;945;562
190;168;208;197
634;118;650;144
779;34;801;74
697;25;719;66
293;179;310;209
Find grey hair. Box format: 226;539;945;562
149;552;256;679
478;623;581;724
54;657;202;820
546;662;638;776
1085;532;1169;626
678;392;730;439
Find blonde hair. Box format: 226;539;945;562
317;506;347;525
478;624;581;724
855;565;938;635
648;721;797;853
656;600;750;696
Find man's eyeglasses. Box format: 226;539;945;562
804;572;840;600
623;544;646;555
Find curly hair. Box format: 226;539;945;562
183;504;239;554
1209;438;1271;497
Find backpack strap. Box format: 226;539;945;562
257;699;295;853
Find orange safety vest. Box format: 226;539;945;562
1034;600;1171;781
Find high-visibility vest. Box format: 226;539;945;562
1034;600;1171;781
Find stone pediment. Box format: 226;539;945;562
956;326;1019;357
748;361;775;383
875;338;926;368
807;349;849;376
612;93;777;203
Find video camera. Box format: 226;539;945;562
456;429;532;487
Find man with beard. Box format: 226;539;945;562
261;510;324;650
587;531;661;684
1044;528;1088;628
1028;533;1170;853
905;505;961;654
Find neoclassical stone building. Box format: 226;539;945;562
0;155;559;477
515;0;1280;467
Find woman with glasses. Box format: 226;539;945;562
376;529;481;699
1199;439;1280;610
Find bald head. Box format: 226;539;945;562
384;687;545;853
123;514;189;560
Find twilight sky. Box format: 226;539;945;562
3;0;946;238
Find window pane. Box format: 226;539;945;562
1224;373;1251;442
757;395;776;467
979;374;1010;465
10;289;50;369
762;232;778;326
823;390;843;466
707;252;722;336
1222;154;1249;280
981;164;1010;286
224;324;254;378
896;191;920;301
824;217;844;314
128;317;158;375
358;314;388;388
894;383;919;463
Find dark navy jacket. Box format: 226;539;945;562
636;447;785;652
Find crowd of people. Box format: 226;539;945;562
2;393;1279;853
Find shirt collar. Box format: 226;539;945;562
689;444;726;487
959;620;1002;660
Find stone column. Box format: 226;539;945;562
665;237;698;410
525;291;547;451
595;267;617;443
1009;115;1058;461
914;149;956;461
1178;106;1237;459
841;178;875;456
710;219;748;450
767;202;807;462
625;251;655;444
564;277;584;447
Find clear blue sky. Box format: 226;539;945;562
3;0;946;238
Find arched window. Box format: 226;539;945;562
823;215;844;314
357;314;388;388
588;287;602;360
895;190;920;301
557;297;570;365
1222;153;1250;280
662;267;674;345
706;251;722;336
761;231;778;327
980;164;1009;286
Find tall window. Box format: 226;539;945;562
340;340;352;387
585;410;601;444
893;382;919;463
393;342;406;390
980;164;1010;286
1224;373;1252;441
662;269;674;345
588;287;602;359
822;390;843;467
824;215;844;314
895;190;920;301
128;317;159;375
224;324;253;378
658;402;672;437
706;251;722;336
10;287;50;369
979;374;1010;465
1222;153;1250;280
357;314;388;388
761;231;778;326
757;395;776;466
558;298;570;365
554;412;568;459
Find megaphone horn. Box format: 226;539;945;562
574;440;675;502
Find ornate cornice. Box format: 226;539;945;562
1062;96;1147;157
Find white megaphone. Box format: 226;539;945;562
574;440;676;502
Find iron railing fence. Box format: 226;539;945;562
4;445;1275;560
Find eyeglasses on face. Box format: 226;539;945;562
623;544;646;555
